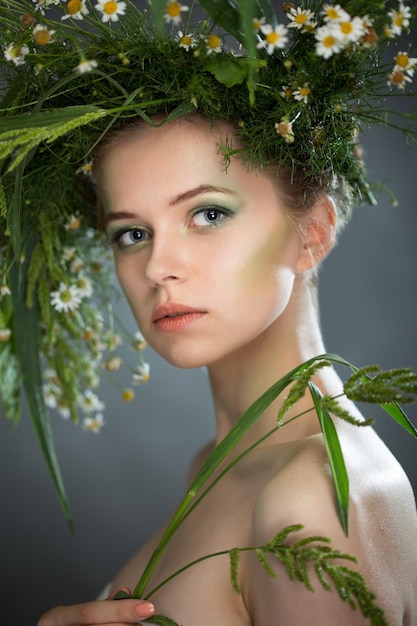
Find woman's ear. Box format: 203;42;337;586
295;195;337;273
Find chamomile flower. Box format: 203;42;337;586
293;83;311;103
82;413;105;433
70;256;84;273
50;283;82;313
177;30;196;51
394;52;417;77
103;356;121;371
95;0;126;23
78;389;105;413
0;285;11;297
0;328;11;342
74;58;98;73
280;85;293;99
61;0;89;20
334;16;365;44
203;33;222;54
74;275;93;298
164;1;189;25
32;24;55;45
32;0;58;13
388;1;411;36
322;4;350;23
275;119;295;143
63;246;77;261
258;23;289;54
132;331;147;351
4;43;29;66
388;70;412;89
315;24;343;58
287;7;316;31
252;16;266;32
132;362;150;384
64;214;82;230
104;332;122;351
122;388;135;401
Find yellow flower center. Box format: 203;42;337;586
340;21;353;34
103;1;118;15
167;1;181;17
122;388;135;402
323;35;336;48
300;86;310;97
67;0;82;15
180;35;192;46
207;34;220;49
391;71;406;86
394;14;404;27
68;216;81;229
396;53;409;68
295;13;308;24
283;87;292;99
60;290;72;303
266;32;279;44
33;29;51;45
326;8;339;20
253;18;261;30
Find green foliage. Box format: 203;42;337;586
344;365;417;405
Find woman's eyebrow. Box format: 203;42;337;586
104;185;238;226
168;184;238;206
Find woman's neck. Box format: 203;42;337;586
207;280;337;448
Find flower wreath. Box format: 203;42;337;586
0;0;416;520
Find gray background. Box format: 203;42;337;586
1;113;417;623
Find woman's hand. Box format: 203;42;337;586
37;588;155;626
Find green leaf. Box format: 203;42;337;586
198;0;242;41
0;342;21;424
147;0;166;32
10;248;73;530
0;105;104;132
144;615;180;626
308;382;349;536
205;56;253;87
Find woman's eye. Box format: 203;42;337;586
190;208;230;228
111;228;150;249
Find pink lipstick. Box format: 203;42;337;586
151;303;206;332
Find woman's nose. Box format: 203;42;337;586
144;235;188;287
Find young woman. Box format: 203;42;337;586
37;114;417;626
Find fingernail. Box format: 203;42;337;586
135;601;155;616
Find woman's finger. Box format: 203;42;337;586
37;598;155;626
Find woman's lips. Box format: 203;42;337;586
151;303;207;332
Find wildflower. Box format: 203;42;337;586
132;362;150;384
252;17;266;32
122;388;135;402
61;0;89;20
95;0;126;22
387;70;412;89
74;275;93;298
32;24;55;45
57;400;71;420
164;1;189;25
394;52;417;77
293;83;311;103
0;285;11;297
177;30;196;51
70;256;84;273
275;119;294;143
104;332;122;351
82;413;105;433
203;34;222;54
43;384;58;408
362;27;378;48
3;43;29;66
64;214;82;230
287;7;316;31
280;85;293;99
76;162;93;177
132;331;147;351
50;283;82;313
103;356;121;371
78;389;105;413
388;1;411;36
315;24;343;58
0;328;11;342
20;13;36;28
89;260;103;274
322;4;350;23
32;0;58;12
333;16;365;44
258;23;289;54
81;327;96;341
74;58;98;74
62;246;77;261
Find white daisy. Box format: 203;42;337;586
333;16;365;44
63;246;77;261
0;284;11;297
82;413;105;433
394;52;417;77
177;30;196;51
287;7;316;31
78;389;105;413
258;23;289;54
315;24;344;58
322;4;350;23
95;0;126;23
70;256;84;272
64;214;82;230
203;33;222;54
32;0;58;13
164;1;189;25
387;70;412;89
252;17;266;32
103;356;121;371
0;328;11;342
293;83;311;103
32;24;55;45
275;119;294;143
50;283;82;313
74;275;93;298
132;330;147;351
74;58;98;74
132;362;150;384
4;43;29;66
388;1;411;36
61;0;89;20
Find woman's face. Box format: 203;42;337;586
100;118;306;369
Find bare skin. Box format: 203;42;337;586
38;118;417;626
